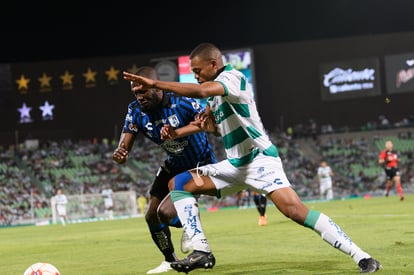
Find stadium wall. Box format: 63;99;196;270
1;32;414;145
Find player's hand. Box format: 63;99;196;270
160;124;177;140
195;112;218;134
123;71;155;90
112;144;129;164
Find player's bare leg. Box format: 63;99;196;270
269;187;381;273
394;176;404;201
158;194;192;253
385;180;392;197
146;196;176;274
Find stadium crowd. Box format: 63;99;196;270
1;124;413;226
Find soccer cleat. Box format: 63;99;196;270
180;231;193;254
400;196;404;201
358;258;382;273
258;215;267;226
146;261;172;274
170;250;215;273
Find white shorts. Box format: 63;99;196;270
104;199;113;209
56;205;66;216
193;154;291;198
319;180;332;194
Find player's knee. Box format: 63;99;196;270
279;200;307;223
157;196;178;225
144;208;159;224
173;171;193;191
157;203;168;224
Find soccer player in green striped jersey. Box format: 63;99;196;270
123;43;381;274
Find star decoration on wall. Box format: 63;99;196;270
105;65;119;81
128;64;139;74
18;102;33;123
39;100;55;119
60;70;74;86
16;74;30;91
38;72;52;88
83;68;97;83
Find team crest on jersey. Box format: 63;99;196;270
191;101;201;111
168;114;180;127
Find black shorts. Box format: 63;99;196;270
149;154;216;200
384;167;400;180
149;166;181;200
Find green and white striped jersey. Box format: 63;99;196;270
207;64;278;167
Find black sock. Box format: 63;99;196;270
255;195;267;216
150;226;177;262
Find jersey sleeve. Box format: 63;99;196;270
179;96;205;120
122;102;139;134
216;70;252;103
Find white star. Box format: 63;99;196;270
39;100;55;117
18;102;32;119
17;102;33;123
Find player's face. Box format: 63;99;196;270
385;141;393;150
131;82;160;112
190;57;217;84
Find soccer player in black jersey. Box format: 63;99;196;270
112;66;216;274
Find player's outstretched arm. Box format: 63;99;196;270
160;124;202;140
123;71;224;99
112;133;135;164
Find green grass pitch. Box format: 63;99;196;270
1;194;413;274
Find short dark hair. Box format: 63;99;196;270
190;42;221;61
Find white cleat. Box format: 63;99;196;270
146;261;172;274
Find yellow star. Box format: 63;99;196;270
83;68;97;83
60;70;74;85
105;65;119;81
128;64;139;74
16;74;30;90
38;73;52;88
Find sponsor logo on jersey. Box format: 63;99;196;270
128;123;138;132
144;121;153;132
161;139;188;154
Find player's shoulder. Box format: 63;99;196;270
169;93;203;110
167;92;195;103
127;100;139;109
219;66;244;79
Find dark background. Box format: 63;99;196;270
2;0;414;63
1;0;414;145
